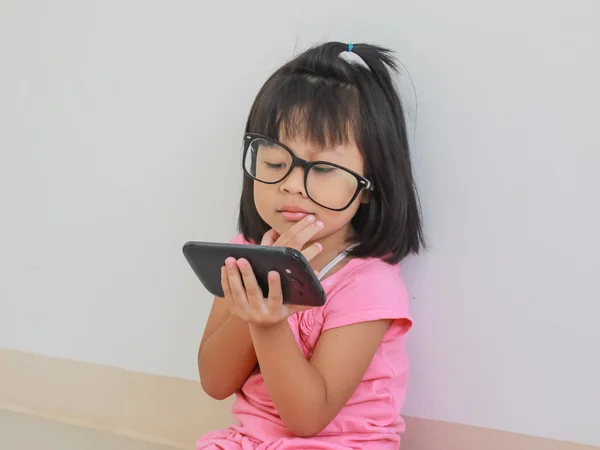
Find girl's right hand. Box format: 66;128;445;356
220;215;325;328
260;215;324;264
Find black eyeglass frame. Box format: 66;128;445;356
242;133;374;212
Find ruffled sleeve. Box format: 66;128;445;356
322;260;412;334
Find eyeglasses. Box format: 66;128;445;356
242;133;374;211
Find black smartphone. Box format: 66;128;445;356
182;241;326;307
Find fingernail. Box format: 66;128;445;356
315;243;323;250
316;220;324;228
306;215;315;222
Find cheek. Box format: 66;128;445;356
253;184;269;211
253;183;279;227
318;202;361;234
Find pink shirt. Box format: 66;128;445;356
197;234;412;450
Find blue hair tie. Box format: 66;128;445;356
348;43;354;52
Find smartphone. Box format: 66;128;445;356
182;241;326;307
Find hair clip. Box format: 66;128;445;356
348;43;354;52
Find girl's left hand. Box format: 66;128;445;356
221;257;309;328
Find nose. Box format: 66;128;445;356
279;166;307;196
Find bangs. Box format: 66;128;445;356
248;74;360;148
239;42;424;263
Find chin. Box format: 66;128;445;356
270;216;307;238
273;220;294;235
257;211;284;234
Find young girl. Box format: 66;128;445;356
197;41;423;450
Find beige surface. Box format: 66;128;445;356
1;348;598;449
403;417;598;450
0;409;178;450
0;348;233;449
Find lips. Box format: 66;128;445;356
279;205;309;214
278;206;312;222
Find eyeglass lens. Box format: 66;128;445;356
244;138;359;210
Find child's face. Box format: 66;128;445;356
253;135;367;245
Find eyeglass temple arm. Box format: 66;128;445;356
360;179;375;191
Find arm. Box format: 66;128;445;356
249;318;398;437
198;297;257;400
224;242;411;437
198;219;323;400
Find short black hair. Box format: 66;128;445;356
238;41;424;264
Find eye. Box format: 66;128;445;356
312;165;336;174
265;162;287;169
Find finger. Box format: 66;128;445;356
301;242;323;262
220;266;237;311
266;271;283;314
225;257;248;310
274;214;316;247
260;229;280;246
220;266;232;299
236;259;264;312
284;219;324;250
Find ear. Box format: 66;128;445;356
359;190;370;204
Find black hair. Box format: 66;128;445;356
238;41;424;264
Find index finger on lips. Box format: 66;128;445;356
274;214;316;247
284;219;324;250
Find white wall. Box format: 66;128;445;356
1;0;598;446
